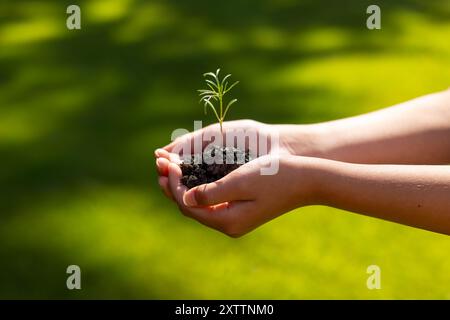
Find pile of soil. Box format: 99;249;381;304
180;145;251;189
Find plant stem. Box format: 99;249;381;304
219;86;223;134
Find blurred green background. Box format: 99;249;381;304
0;0;449;299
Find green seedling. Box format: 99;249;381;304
198;68;239;134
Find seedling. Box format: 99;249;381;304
198;68;239;134
180;69;248;189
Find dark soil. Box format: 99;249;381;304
180;145;251;189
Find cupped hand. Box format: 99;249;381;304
155;119;316;200
164;154;318;237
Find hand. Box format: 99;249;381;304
164;154;318;237
155;119;319;201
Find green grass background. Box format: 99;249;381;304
0;0;449;299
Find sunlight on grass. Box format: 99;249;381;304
274;53;449;113
249;26;285;50
295;28;352;52
267;12;450;118
115;3;175;43
391;11;450;55
202;29;237;53
0;67;123;144
0;19;61;46
0;0;449;299
86;0;134;23
1;184;449;299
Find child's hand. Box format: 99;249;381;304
155;119;318;201
165;154;318;237
154;91;450;236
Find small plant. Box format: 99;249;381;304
180;69;248;189
198;68;239;134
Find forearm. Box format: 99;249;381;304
283;89;450;164
305;158;450;235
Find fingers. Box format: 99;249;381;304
160;120;264;156
155;151;172;199
167;162;186;199
154;148;171;159
162;124;221;154
155;149;180;201
155;148;181;177
167;163;256;238
167;163;221;228
183;172;252;207
158;176;174;200
156;157;170;176
163;132;199;154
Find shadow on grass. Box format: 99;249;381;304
0;0;448;297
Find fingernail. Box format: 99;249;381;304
183;190;197;207
156;158;164;167
154;149;163;157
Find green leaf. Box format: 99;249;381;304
203;72;217;79
221;74;231;87
199;69;239;128
224;81;239;94
205;79;219;89
199;91;216;96
206;83;217;92
222;99;237;119
203;99;221;122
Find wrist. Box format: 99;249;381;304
283;155;332;206
305;158;358;207
275;124;331;158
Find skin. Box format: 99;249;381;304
155;89;450;237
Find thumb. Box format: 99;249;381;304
183;175;249;207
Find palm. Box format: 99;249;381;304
164;120;295;159
155;120;303;201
